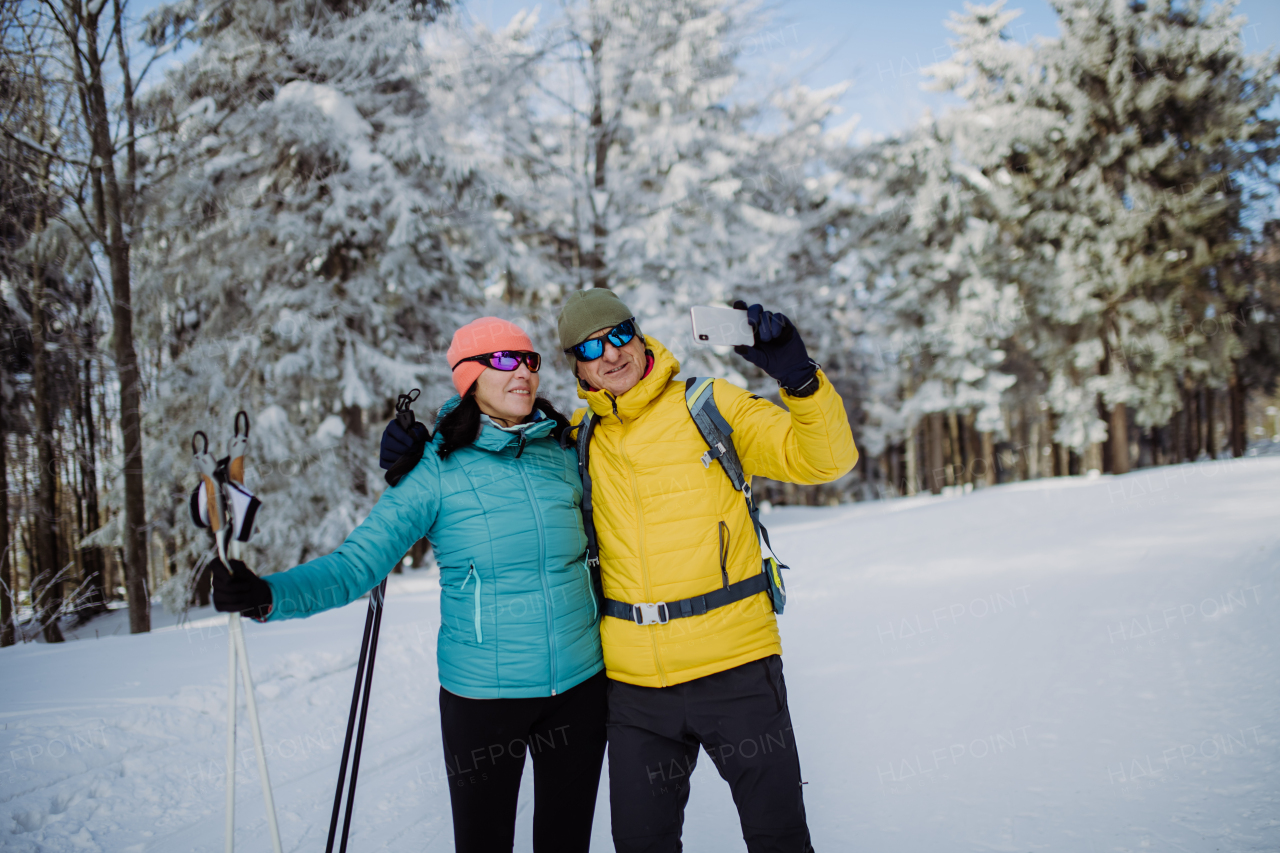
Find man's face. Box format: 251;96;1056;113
575;326;647;397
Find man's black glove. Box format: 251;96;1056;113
732;301;819;395
212;557;273;621
380;417;430;487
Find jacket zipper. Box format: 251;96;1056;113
459;564;482;644
581;558;598;625
610;393;667;687
516;450;557;695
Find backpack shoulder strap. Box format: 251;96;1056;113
575;412;601;570
684;377;747;491
684;377;786;601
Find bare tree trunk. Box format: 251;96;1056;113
1110;402;1130;474
162;528;177;579
60;439;82;602
1229;366;1246;457
1204;388;1216;459
904;423;918;496
942;413;955;488
1098;400;1113;475
927;412;946;495
1026;410;1039;480
1177;384;1187;458
1188;386;1202;460
20;442;35;626
79;350;106;612
1;403;13;647
1047;413;1064;476
963;411;978;486
191;561;212;608
71;0;149;631
31;256;64;644
342;403;368;497
407;537;431;568
960;412;972;486
979;430;995;487
1171;405;1184;464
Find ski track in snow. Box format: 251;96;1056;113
2;457;1278;852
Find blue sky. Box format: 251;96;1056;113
460;0;1280;136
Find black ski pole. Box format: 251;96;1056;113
325;578;387;853
339;579;386;853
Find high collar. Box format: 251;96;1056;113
578;336;680;422
433;395;556;453
482;408;546;432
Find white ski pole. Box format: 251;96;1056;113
224;413;283;853
194;432;238;853
192;417;282;853
229;604;283;852
226;609;237;853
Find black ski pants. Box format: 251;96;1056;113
607;654;815;853
439;671;607;853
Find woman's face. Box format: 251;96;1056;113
472;359;539;427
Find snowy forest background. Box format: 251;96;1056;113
2;0;1279;641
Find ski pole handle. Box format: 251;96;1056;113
395;389;420;431
193;431;223;535
229;411;250;485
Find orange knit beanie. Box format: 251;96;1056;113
446;317;535;396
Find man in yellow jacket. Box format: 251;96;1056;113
558;289;857;853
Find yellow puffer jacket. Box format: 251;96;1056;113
572;337;858;687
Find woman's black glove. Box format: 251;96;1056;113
380;418;430;487
732;301;819;395
212;557;274;621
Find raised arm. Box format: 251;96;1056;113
262;458;441;620
720;301;857;484
715;374;857;486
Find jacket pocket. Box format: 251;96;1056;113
459;564;483;644
442;564;483;646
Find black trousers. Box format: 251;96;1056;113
439;671;607;853
607;655;815;853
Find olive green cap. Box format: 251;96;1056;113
557;288;635;352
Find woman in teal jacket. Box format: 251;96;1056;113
211;317;605;853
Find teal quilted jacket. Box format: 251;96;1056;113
263;401;602;699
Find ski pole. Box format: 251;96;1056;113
194;431;238;853
325;587;376;852
326;578;387;853
226;600;237;853
229;611;282;853
192;414;282;853
326;389;423;851
223;413;282;853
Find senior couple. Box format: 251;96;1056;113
212;289;858;852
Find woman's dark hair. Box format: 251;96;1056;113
435;393;572;459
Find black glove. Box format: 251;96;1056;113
211;557;273;621
380;417;430;487
732;301;819;395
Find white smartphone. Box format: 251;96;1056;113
690;305;755;347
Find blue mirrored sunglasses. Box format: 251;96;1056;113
454;351;541;372
566;318;637;362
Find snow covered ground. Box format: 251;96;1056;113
2;456;1277;852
